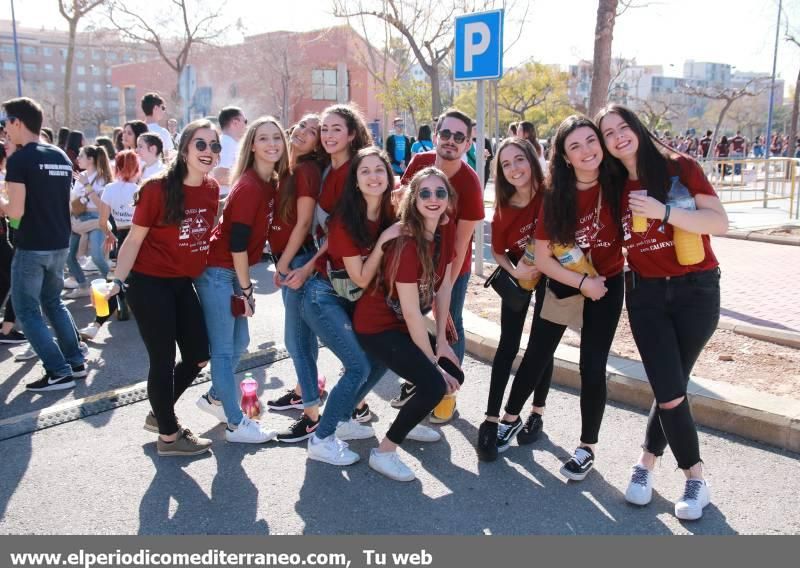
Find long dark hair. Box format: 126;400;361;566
333;147;396;250
279;113;323;224
123;120;148;149
543;114;622;245
82;145;113;185
66;131;84;156
519;121;543;157
595;103;681;204
321;103;373;158
135;119;217;225
493;138;544;211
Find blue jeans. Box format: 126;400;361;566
302;275;388;439
67;212;109;285
279;251;319;408
11;248;83;377
449;271;470;363
195;267;250;426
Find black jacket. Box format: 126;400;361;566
386;134;412;166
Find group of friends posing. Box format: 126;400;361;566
0;95;726;524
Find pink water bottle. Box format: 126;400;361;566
240;373;262;419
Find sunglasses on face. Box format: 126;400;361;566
437;129;467;144
194;139;222;154
419;188;449;201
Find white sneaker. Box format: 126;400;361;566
406;423;441;443
225;416;277;444
63;276;79;289
307;434;360;466
369;448;415;482
80;258;99;272
64;287;90;299
14;346;37;362
335;418;375;441
196;392;227;423
675;479;710;521
79;322;101;341
625;464;653;506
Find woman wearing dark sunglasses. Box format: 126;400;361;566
107;119;221;457
354;167;462;482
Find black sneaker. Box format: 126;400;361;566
26;372;75;392
267;389;303;411
476;421;499;462
560;446;595;481
0;330;27;344
517;413;544;445
71;363;87;379
276;414;319;443
352;403;372;423
496;417;523;453
389;381;416;408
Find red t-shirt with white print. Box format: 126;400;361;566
491;192;544;259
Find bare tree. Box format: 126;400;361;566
682;77;768;157
333;0;498;118
106;0;228;117
58;0;107;128
629;95;686;131
587;0;619;117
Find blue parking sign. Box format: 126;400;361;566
454;10;503;81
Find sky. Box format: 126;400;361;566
2;0;797;95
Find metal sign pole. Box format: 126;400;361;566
474;80;485;276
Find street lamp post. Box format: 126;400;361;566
763;0;782;206
10;0;23;96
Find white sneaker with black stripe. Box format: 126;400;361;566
560;446;595;481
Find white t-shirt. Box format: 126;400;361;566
146;122;175;153
217;133;239;197
141;160;165;181
71;173;106;212
101;180;138;228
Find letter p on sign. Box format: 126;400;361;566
454;9;503;81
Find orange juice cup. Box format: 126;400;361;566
673;227;705;266
90;279;110;317
630;190;648;232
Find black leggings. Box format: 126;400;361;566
358;330;454;445
127;272;210;435
485;280;553;418
504;273;624;445
0;235;15;324
627;268;720;470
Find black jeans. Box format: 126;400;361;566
358;330;455;445
626;268;720;469
486;279;553;418
0;235;15;324
127;272;210;435
505;272;624;445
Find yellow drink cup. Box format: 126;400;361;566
673;227;705;266
90;279;110;317
432;393;457;422
630;190;648;232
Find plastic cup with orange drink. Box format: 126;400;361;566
630;189;648;232
90;278;111;317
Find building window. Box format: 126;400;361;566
1;45;14;55
92;51;101;60
22;45;36;55
77;65;86;75
23;63;37;73
44;63;54;73
108;99;119;109
3;62;16;71
91;66;101;76
61;64;66;73
94;100;103;109
106;52;117;61
76;50;85;59
43;47;54;56
46;80;55;91
93;84;101;93
312;69;338;100
78;82;86;92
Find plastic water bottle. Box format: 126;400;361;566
517;240;541;290
667;177;705;266
550;243;598;277
240;373;261;419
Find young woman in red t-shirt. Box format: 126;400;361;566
108;119;220;457
597;104;728;521
477;137;553;462
532;115;625;482
194;117;288;444
354;167;463;482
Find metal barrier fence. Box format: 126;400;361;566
697;157;798;218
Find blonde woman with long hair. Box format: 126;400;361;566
194;116;289;444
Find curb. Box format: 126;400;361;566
459;312;800;454
0;346;290;442
721;230;800;246
717;319;800;348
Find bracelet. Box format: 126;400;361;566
241;283;253;292
662;204;671;225
578;273;588;292
114;278;128;291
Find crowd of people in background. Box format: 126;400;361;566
0;87;738;521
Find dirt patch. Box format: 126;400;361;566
466;273;800;400
755;226;800;237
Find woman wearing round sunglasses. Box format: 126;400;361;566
194;117;289;444
597;104;727;520
531;115;625;481
354;167;462;482
107;119;221;457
